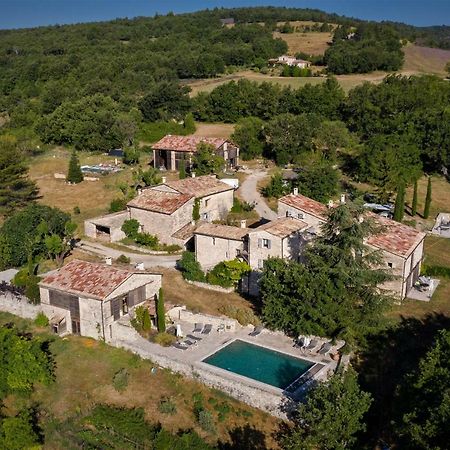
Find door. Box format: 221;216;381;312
71;319;81;335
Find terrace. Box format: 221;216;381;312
110;313;338;417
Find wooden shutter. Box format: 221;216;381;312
110;298;121;320
127;285;146;307
258;238;262;248
267;239;271;249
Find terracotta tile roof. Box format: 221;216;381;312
368;214;426;257
40;260;138;300
127;190;193;214
152;135;227;153
166;176;233;198
253;217;309;238
171;222;197;240
279;193;328;220
194;223;249;241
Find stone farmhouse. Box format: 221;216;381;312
39;259;162;339
269;55;311;69
85;175;234;247
278;192;426;299
194;217;310;271
152;135;239;171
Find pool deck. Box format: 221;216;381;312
111;317;339;417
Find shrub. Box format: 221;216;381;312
116;254;130;264
178;251;205;282
206;259;251;288
131;305;152;333
34;312;49;327
214;401;231;422
218;304;261;326
13;270;41;304
113;368;129;392
198;410;216;434
123;147;140;165
121;219;140;239
152;332;176;347
73;206;81;215
67;150;84;183
158;397;177;415
192;392;205;419
422;264;450;279
109;198;127;213
135;232;158;248
231;197;255;213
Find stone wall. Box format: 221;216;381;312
185;280;235;294
0;292;41;319
109;320;288;418
199;189;233;222
167;306;238;331
247;229;283;270
195;234;244;271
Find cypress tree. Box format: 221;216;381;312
67;151;84;183
142;308;151;331
393;183;405;222
411;179;418;216
179;157;186;179
192;198;200;222
423;177;432;219
156;288;166;333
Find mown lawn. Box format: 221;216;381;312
0;312;280;449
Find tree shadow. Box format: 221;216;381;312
218;424;267;450
354;312;450;447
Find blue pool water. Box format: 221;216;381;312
203;340;314;390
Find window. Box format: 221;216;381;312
205;199;210;207
262;238;271;249
202;213;209;220
298;212;304;219
121;297;128;314
212;237;216;245
286;211;292;218
258;259;264;269
388;262;393;268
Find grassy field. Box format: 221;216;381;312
28;148;138;226
273;30;332;55
403;43;450;76
194;122;235;139
0;312;280;448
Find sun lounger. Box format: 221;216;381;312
318;342;332;355
172;342;188;350
183;339;197;346
201;324;212;335
303;339;318;352
186;334;202;341
249;325;263;337
193;323;203;333
294;336;307;348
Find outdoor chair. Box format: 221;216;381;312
186;334;202;341
183;339;197;347
201;324;213;335
318;342;332;355
193;323;203;333
303;339;318;352
217;324;225;333
172;342;188;350
293;336;306;348
249;325;263;337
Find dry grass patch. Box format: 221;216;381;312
160;268;258;317
403;43;450;76
273;30;332;55
28;148;135;225
194;122;235;138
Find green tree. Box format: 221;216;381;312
192;198;200;222
284;368;372;450
67;150;84;183
262;173;288;199
183;112;196;134
0;411;40;450
178;251;204;282
296;161;340;203
179;157;187;179
231;117;265;160
393;182;405;222
134;167;162;188
0;136;39;217
398;329;450;449
192;143;225;175
121;219;140;239
260;203;392;345
206;259;251;288
157;288;166;333
423;176;432;219
123;146;140;165
0;204;71;269
411;179;418;216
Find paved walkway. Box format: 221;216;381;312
78;240;180;268
238;170;278;221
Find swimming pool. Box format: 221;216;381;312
202;339;315;391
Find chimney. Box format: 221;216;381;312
240;219;247;228
340;193;346;204
327;200;334;208
105;257;112;266
293;187;299;196
135;262;145;271
137;188;143;196
191;172;196;178
161;176;166;184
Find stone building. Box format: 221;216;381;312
278;192;426;299
39;260;162;340
152;135;239;171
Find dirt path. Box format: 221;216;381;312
238;170;278;221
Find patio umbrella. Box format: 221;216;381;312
176;324;183;338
